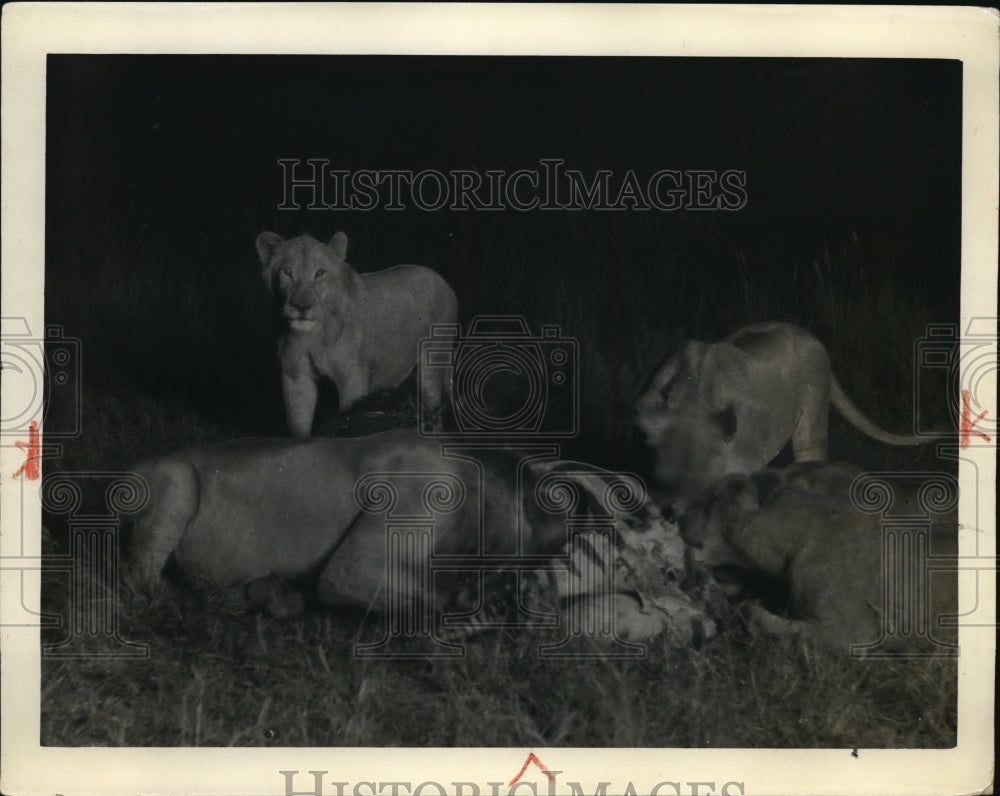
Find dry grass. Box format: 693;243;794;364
40;565;957;747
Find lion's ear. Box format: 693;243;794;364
636;351;684;414
750;469;786;504
256;232;284;267
329;231;349;261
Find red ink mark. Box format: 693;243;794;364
13;421;41;481
960;389;991;448
508;752;555;787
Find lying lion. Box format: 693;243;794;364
256;232;458;436
680;461;958;655
126;431;716;646
635;322;924;512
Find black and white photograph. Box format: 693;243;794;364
1;5;996;795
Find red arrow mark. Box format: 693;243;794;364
960;389;991;448
12;420;40;481
508;752;555;787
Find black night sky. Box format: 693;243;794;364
48;56;960;219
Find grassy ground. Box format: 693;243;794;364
40;559;957;748
39;202;959;748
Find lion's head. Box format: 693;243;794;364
635;341;747;512
255;231;356;332
678;469;786;569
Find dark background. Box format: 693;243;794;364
44;55;962;468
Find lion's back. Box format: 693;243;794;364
360;265;458;388
128;431;467;585
363;264;457;323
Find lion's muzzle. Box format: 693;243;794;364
287;317;318;331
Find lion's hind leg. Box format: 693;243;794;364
316;511;396;612
789;345;833;463
790;383;831;463
317;510;449;644
126;458;199;590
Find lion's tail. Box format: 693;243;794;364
830;375;924;447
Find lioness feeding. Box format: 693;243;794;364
635;322;923;512
256;231;459;436
680;461;958;654
126;431;716;646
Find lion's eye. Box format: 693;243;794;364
314;268;326;280
279;266;292;278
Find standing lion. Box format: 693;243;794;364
256;231;458;436
635;322;923;512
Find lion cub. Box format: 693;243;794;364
680;461;958;656
256;232;458;436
